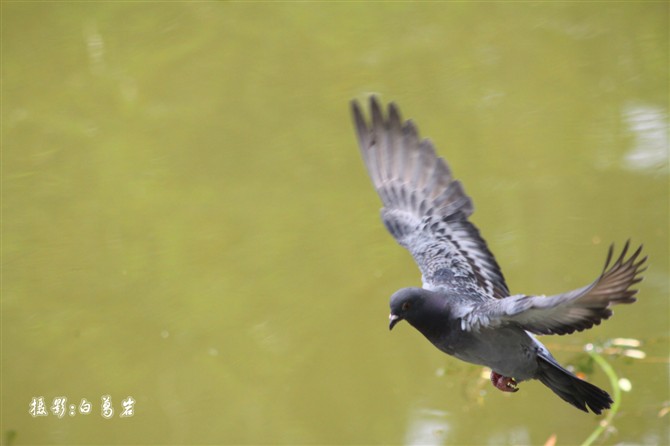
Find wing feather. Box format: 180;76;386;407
462;242;647;334
352;96;509;299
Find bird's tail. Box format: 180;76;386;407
536;354;612;414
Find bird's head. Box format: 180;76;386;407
389;287;435;330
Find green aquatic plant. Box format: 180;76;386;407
579;343;622;446
542;337;648;446
578;337;649;446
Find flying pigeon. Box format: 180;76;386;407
351;96;646;414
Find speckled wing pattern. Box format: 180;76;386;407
462;241;647;334
351;96;509;300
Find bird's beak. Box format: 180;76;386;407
389;313;401;330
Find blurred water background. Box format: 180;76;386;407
2;2;668;445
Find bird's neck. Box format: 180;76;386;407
409;297;453;341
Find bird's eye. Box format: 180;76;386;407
402;302;411;311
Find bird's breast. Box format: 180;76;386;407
427;325;539;381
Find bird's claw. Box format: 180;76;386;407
491;371;519;393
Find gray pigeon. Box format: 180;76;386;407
351;96;646;414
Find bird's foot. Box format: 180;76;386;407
490;371;519;393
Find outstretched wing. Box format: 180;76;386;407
462;242;646;334
351;96;509;299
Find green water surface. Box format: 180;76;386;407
2;2;668;445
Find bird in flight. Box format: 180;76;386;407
351;96;646;414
